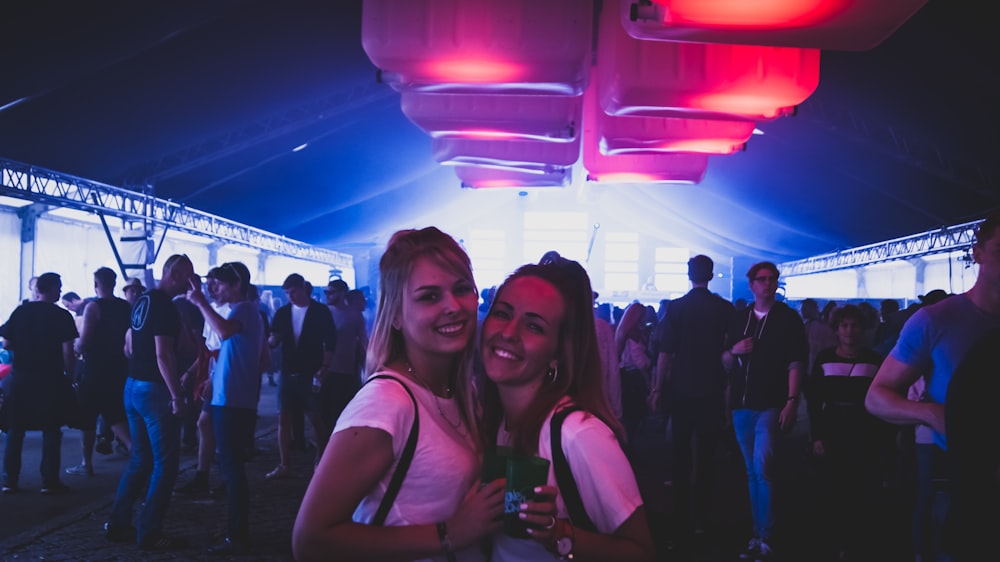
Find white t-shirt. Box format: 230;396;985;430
333;370;484;562
291;303;308;345
492;401;643;562
203;302;231;352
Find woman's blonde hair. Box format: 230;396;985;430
615;301;648;356
366;227;480;446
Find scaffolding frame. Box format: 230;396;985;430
779;219;983;276
0;157;352;270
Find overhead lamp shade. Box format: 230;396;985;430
400;91;581;142
432;136;581;173
361;0;594;94
599;0;820;121
601;117;752;155
586;69;754;155
456;165;572;188
623;0;928;51
583;84;709;184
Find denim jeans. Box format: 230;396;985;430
3;428;62;487
109;378;181;543
731;407;779;541
212;405;256;543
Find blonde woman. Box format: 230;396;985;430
294;227;552;561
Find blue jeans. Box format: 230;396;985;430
213;405;256;542
732;407;779;541
3;428;62;487
109;378;181;543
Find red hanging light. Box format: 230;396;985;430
624;0;928;51
400;91;581;142
583;81;709;184
587;69;754;155
598;0;820;121
361;0;594;94
456;165;572;188
432;136;580;173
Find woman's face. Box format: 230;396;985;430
398;256;478;361
481;276;565;388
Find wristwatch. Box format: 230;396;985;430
556;536;574;560
556;523;575;560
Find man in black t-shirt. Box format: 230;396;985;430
0;272;78;494
651;255;734;545
105;254;197;552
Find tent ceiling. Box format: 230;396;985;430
1;0;996;264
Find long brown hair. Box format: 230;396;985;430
478;257;624;455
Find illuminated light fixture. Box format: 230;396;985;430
587;68;755;155
361;0;594;94
456;165;571;188
599;0;820;121
422;60;524;84
400;91;581;142
582;82;709;184
623;0;928;51
604;137;747;155
432;136;580;173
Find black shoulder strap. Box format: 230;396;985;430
550;406;597;533
368;374;419;526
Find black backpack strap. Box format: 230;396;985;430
550;406;597;533
367;374;419;526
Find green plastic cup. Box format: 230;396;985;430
482;446;515;484
503;454;550;538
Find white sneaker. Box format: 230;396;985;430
739;538;760;560
65;463;94;476
265;465;292;480
755;539;773;562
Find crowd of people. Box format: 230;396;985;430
0;258;370;555
0;209;996;561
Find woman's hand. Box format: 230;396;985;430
523;484;559;545
446;479;505;550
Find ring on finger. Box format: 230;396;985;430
543;516;556;530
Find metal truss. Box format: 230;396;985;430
1;157;353;269
780;219;983;276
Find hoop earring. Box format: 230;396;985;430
546;364;558;383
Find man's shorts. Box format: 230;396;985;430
75;379;127;430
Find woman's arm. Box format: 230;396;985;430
292;426;505;561
547;416;655;561
548;508;654;562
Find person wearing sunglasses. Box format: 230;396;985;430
721;262;808;562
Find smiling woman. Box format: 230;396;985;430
292;227;553;562
477;256;655;561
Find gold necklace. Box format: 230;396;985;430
406;362;462;430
